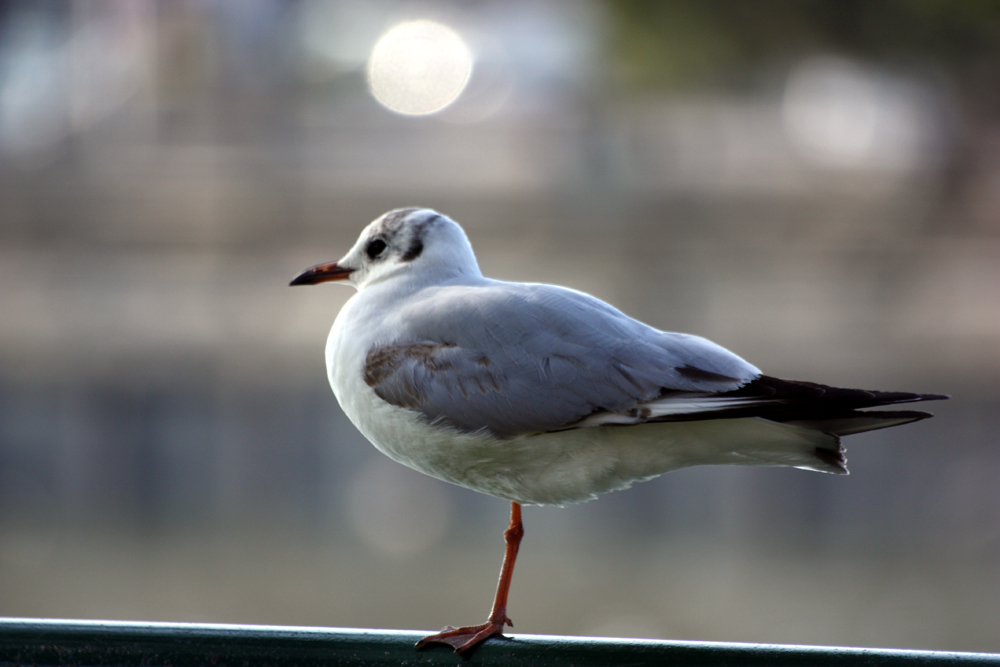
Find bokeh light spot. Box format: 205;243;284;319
367;20;473;116
782;56;931;171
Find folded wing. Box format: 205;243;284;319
366;282;946;439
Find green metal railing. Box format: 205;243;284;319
0;618;997;666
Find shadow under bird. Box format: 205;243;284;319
290;208;947;654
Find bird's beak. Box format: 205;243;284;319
289;261;355;286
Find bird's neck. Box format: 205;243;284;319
360;264;483;297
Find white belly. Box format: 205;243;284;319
331;355;828;504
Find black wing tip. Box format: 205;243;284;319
913;393;949;402
751;376;949;407
862;408;935;423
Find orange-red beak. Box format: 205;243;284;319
289;261;354;286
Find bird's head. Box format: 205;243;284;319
290;208;482;291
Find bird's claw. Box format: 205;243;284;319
416;618;510;654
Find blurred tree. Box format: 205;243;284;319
607;0;1000;111
606;0;1000;232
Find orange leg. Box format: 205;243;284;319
416;501;525;654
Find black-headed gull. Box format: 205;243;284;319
290;207;946;653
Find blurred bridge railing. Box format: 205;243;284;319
0;619;998;666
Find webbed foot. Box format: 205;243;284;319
415;616;511;654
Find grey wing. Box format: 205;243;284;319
365;283;761;438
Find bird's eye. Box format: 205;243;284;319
366;239;388;259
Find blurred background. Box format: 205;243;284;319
1;0;998;653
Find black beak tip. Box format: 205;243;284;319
289;262;353;286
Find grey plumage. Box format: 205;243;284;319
366;280;760;437
361;270;944;445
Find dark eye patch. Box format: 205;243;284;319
401;238;423;262
366;238;388;259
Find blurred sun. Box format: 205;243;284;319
367;20;473;115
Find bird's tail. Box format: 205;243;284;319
776;409;932;474
786;409;933;437
648;378;947;475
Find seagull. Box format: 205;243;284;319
290;207;946;654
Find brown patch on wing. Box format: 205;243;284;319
364;342;456;389
364;341;504;424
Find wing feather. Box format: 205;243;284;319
365;282;759;437
364;283;946;438
365;282;949;439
